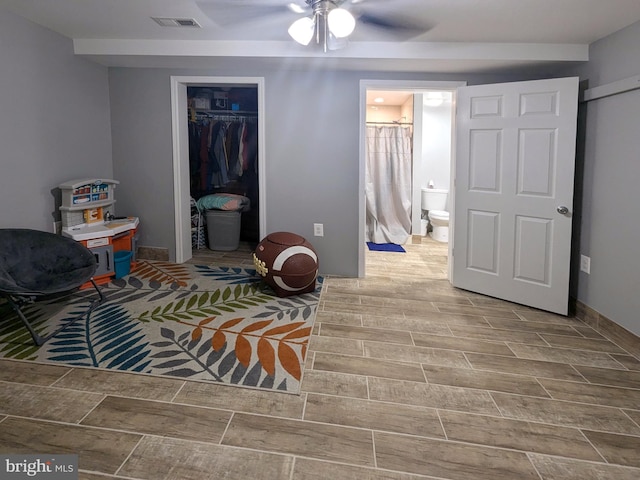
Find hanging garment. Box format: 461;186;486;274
237;123;246;177
206;121;223;188
226;122;241;181
189;113;258;200
365;125;413;244
243;123;258;174
211;122;229;187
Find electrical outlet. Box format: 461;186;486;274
313;223;324;237
580;254;591;274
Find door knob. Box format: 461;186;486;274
557;206;569;215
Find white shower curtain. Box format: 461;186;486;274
365;125;413;244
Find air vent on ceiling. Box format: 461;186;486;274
152;17;201;28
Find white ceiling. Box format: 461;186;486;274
2;0;640;73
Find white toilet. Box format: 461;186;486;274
421;188;449;242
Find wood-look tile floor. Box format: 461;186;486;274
1;236;639;479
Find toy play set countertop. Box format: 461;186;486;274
62;217;139;242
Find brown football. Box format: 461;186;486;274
253;232;318;297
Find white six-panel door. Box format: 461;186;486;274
452;77;579;315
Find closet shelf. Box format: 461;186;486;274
194;109;257;116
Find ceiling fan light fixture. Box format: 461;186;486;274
288;16;315;45
327;8;356;38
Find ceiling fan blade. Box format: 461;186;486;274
196;0;307;27
357;12;432;40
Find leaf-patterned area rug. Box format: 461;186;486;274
0;261;323;394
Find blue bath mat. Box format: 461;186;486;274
367;242;406;253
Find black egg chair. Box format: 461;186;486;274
0;228;105;346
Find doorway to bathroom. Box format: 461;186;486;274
365;90;414;245
361;77;579;315
360;80;465;277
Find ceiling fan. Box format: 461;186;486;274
196;0;431;52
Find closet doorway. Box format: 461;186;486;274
171;76;266;263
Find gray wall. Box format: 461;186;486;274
0;9;112;231
108;68;527;276
108;69;175;251
565;20;640;336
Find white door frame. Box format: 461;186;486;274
170;76;266;263
358;79;466;277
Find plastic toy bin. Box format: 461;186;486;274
205;210;241;251
114;250;132;279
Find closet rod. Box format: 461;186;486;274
366;121;413;125
195;109;257;116
193;113;257;123
195;114;256;120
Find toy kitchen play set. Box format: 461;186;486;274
59;178;138;284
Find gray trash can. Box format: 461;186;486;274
205;210;242;251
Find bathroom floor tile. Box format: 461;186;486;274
318;323;414;345
465;352;585;381
291;458;436;480
118;436;294;480
515;309;587;325
528;454;640;480
368;377;501;415
448;324;547;345
304;393;445;438
362;315;454;336
622;408;640;426
313;352;427;382
222;412;375;466
538;377;640;409
507;343;624;369
439;410;602;461
300;370;369;398
487;317;584;336
0;381;103;422
52;367;184;402
611;354;640;371
81;395;232;443
0;359;71;386
363;341;470;368
539;333;627;353
582;430;640;468
314;311;363;326
434;304;521;319
491;392;640;434
573;364;640;389
374;431;540;480
422;364;550;397
173;380;305;419
78;472;131;480
308;334;364;356
0;416;141;474
412;332;515;356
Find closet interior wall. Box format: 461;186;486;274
187;86;259;244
